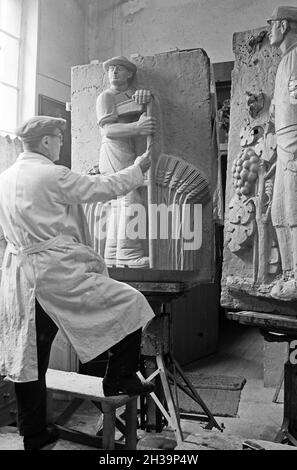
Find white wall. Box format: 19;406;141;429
18;0;39;124
36;0;88;106
87;0;294;64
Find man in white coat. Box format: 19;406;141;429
0;116;155;450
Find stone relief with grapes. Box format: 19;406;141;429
220;26;297;313
225;115;279;288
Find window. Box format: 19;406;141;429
0;0;22;135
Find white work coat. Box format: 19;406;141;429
0;152;154;382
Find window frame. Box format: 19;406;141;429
0;0;23;135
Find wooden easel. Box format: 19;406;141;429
125;280;223;445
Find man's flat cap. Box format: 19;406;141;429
267;6;297;23
15;116;67;142
103;56;137;74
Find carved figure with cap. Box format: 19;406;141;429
265;6;297;300
95;56;156;268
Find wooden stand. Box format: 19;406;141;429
127;281;223;445
46;369;138;450
226;311;297;446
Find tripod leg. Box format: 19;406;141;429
156;355;183;444
172;356;223;431
272;370;284;404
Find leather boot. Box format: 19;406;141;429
23;426;60;450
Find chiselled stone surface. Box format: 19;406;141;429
221;27;297;315
71;50;218;277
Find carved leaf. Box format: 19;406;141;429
226;196;256;253
228;197;255;225
240;125;263;147
227;221;255;253
263;132;277;162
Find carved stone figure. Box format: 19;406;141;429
96;56;155;268
266;7;297;300
73;50;218;273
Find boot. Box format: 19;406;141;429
23;426;60;450
103;329;155;396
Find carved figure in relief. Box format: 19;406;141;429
266;7;297;299
96;56;156;268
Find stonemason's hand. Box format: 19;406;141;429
133;89;152;104
134;152;151;174
136;113;156;136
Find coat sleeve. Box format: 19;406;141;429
54;164;144;205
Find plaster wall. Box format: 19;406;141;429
87;0;292;64
36;0;88;106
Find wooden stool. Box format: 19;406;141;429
46;369;138;450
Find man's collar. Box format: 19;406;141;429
109;86;134;97
17;152;54;164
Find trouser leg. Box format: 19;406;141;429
104;328;142;380
290;226;297;280
275;226;293;274
14;300;58;437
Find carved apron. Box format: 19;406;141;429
96;88;146;266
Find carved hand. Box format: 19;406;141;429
134;152;151;174
268;98;275;124
133;89;152;104
136;112;156;136
288;79;297;101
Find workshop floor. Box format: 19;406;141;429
0;319;286;451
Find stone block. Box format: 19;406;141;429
71;50;219;276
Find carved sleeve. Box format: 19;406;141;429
96;90;118;127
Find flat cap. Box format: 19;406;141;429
103;56;137;74
15;116;67;142
267;6;297;23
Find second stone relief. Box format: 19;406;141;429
222;22;297;315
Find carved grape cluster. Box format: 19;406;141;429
232;148;259;196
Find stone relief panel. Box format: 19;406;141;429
221;27;297;315
71;50;218;278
